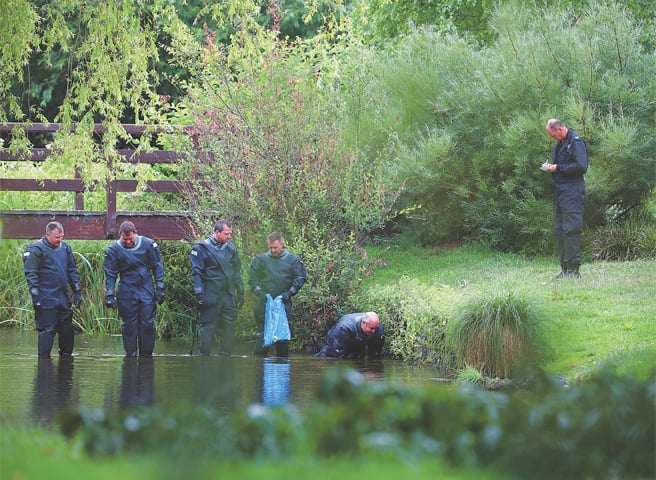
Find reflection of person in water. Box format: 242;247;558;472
31;356;75;426
260;357;290;407
119;356;155;408
194;356;239;414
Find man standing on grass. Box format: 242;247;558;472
23;221;82;357
542;119;588;278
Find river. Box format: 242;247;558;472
0;328;448;430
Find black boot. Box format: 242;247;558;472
565;268;580;278
253;332;268;356
275;340;289;357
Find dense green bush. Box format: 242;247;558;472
62;365;655;479
345;2;655;252
353;277;457;367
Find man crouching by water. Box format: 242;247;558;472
315;312;385;359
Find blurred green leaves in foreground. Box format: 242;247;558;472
60;365;655;480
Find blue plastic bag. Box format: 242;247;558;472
263;294;291;347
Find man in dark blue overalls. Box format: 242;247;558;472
104;221;165;356
315;312;385;359
23;221;82;357
542;119;589;278
190;220;244;356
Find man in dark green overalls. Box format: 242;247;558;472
190;220;244;356
249;231;306;357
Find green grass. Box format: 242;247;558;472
362;243;656;380
1;426;503;480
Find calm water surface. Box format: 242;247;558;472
0;329;448;430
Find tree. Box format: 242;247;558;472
349;0;496;45
164;1;396;346
343;1;655;252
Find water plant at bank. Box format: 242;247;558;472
447;290;543;378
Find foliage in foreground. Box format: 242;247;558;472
58;366;655;480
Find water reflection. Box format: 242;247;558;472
260;357;291;407
1;330;448;430
119;356;155;408
31;356;75;426
194;356;239;414
350;358;385;381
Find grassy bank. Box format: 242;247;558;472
360;243;656;380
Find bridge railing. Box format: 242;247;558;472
0;123;203;240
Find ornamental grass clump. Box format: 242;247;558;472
447;290;543;378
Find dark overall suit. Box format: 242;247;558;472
315;313;385;359
23;237;81;357
190;237;244;356
551;128;588;275
104;235;165;356
249;249;306;356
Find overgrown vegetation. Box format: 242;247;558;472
447;290;543;378
347;2;655;250
587;207;656;261
351;277;456;367
1;0;655;372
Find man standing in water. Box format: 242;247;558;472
23;221;82;357
104;221;166;356
189;220;244;356
249;232;306;357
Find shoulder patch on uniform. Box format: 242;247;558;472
153;242;158;248
191;250;198;256
23;251;30;257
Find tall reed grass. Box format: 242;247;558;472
0;239;197;338
446;290;543;378
587;208;656;261
0;240;32;327
72;248;120;334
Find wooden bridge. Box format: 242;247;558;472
0;123;201;241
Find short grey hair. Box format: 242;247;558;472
46;221;64;234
